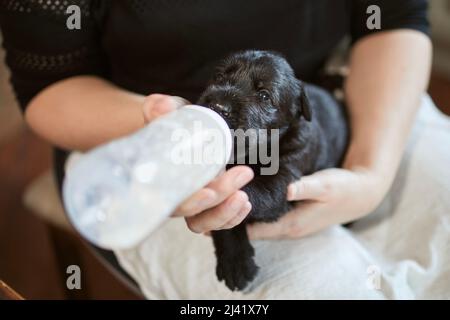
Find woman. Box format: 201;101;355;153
0;0;432;296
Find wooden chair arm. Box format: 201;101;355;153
0;280;24;300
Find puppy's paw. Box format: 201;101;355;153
216;254;259;291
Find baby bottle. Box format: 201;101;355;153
63;105;232;250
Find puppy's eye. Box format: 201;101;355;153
257;89;271;102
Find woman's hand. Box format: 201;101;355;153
142;94;254;233
247;167;386;240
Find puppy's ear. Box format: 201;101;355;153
297;85;312;122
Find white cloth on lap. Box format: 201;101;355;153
114;95;450;299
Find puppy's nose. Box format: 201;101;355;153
210;103;231;117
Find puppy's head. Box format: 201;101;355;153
198;50;311;131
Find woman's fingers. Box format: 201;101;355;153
185;191;251;233
172;188;217;217
247;201;319;240
142;94;189;123
201;200;252;234
175;166;254;217
248;168;387;241
287;171;333;201
220;201;252;230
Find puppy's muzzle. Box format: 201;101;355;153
198;85;239;119
209;103;231;118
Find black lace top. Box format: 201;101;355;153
0;0;429;111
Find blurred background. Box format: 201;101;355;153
1;2;450;299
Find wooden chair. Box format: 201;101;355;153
0;280;24;300
22;169;93;299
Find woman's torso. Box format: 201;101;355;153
100;0;350;101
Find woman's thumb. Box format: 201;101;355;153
287;173;328;201
143;94;189;123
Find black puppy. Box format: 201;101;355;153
197;50;348;291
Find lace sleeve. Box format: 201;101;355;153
0;0;108;111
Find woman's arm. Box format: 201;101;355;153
247;30;432;239
25;76;147;151
344;30;432;200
